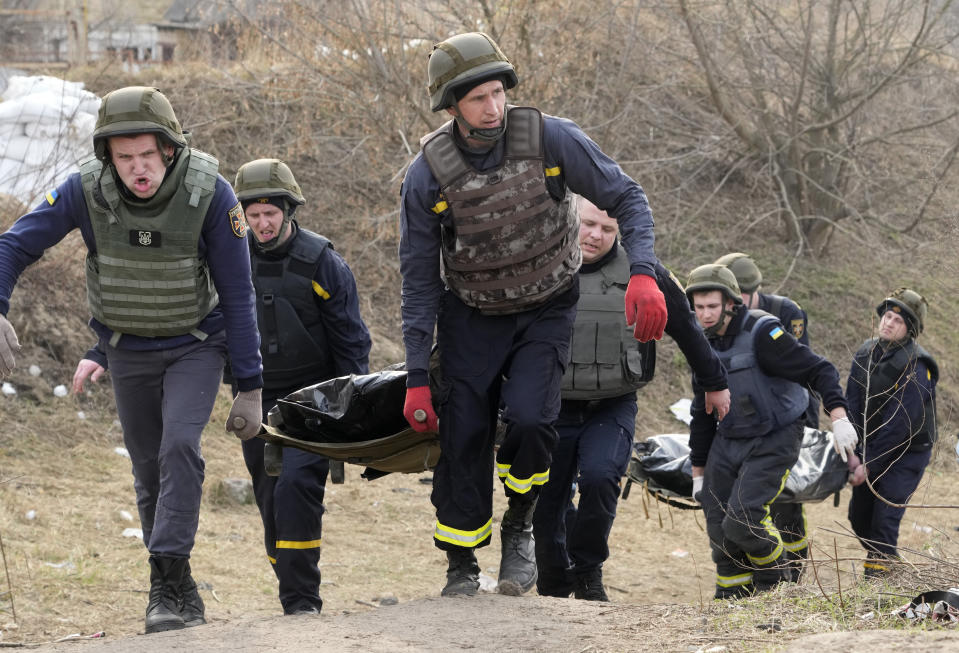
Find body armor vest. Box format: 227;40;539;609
249;228;336;391
560;245;654;400
421;106;581;314
79;149;219;340
849;338;938;451
716;310;808;439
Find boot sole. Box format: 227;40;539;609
145;620;186;634
496;577;536;596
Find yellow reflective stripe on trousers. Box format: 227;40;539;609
268;555;277;565
276;538;322;550
746;468;790;566
434;518;493;547
716;572;753;588
864;561;888;571
496;462;549;494
782;505;808;552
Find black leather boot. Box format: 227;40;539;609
177;559;206;627
145;556;187;634
497;493;538;596
441;548;480;597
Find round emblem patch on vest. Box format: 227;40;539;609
229;202;247;238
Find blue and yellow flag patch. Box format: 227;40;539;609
45;189;59;205
769;326;784;340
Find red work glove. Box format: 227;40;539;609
403;385;438;433
625;274;667;342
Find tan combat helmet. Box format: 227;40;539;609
685;264;743;306
714;252;762;294
427;32;518;112
93;86;187;162
876;287;927;336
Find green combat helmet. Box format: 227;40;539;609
93;86;187;162
877;287;927;336
685;264;743;306
427;32;518;112
234;158;305;251
714;252;762;294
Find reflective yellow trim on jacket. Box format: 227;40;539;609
276;538;323;550
431;199;449;214
434;518;493;547
716;572;753;588
544;166;561;177
496;462;549;494
312;281;330;300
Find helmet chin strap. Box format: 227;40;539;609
703;308;737;337
253;204;295;252
453;107;509;144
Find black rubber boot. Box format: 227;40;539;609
145;556;187;634
441;548;480;597
573;567;609;602
177;559;206;628
497;493;538;596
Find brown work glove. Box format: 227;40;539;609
226;388;263;440
0;314;21;377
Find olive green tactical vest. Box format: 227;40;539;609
421;107;581;314
560;245;654;400
78;149;219;340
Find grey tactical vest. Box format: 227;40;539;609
716;310;808;438
421;106;581;314
561;245;654;400
850;338;938;451
78;148;219;340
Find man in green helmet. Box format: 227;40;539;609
227;158;371;615
846;288;938;577
399;32;668;598
714;251;820;581
685;264;853;599
0;87;263;633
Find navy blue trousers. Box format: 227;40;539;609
241;392;329;614
702;421;803;589
848;449;930;559
107;330;227;558
533;395;636;577
431;284;578;550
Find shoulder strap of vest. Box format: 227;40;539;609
742;309;775;334
183;149;219;208
765;294;785;320
287;228;332;265
599;244;631;286
504;106;543;159
78;156;114;214
421;121;470;189
915;343;939;383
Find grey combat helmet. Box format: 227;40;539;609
876;287;927;336
234;159;305;251
427;32;517;143
714;252;762;295
93;86;187;163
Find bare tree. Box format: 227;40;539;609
677;0;959;254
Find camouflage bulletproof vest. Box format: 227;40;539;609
421;106;581;314
850;338;938;451
78;149;219;340
561;245;654;399
250;227;336;391
716;311;808;439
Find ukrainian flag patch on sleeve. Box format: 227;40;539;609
769;326;784;340
45;190;59;205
